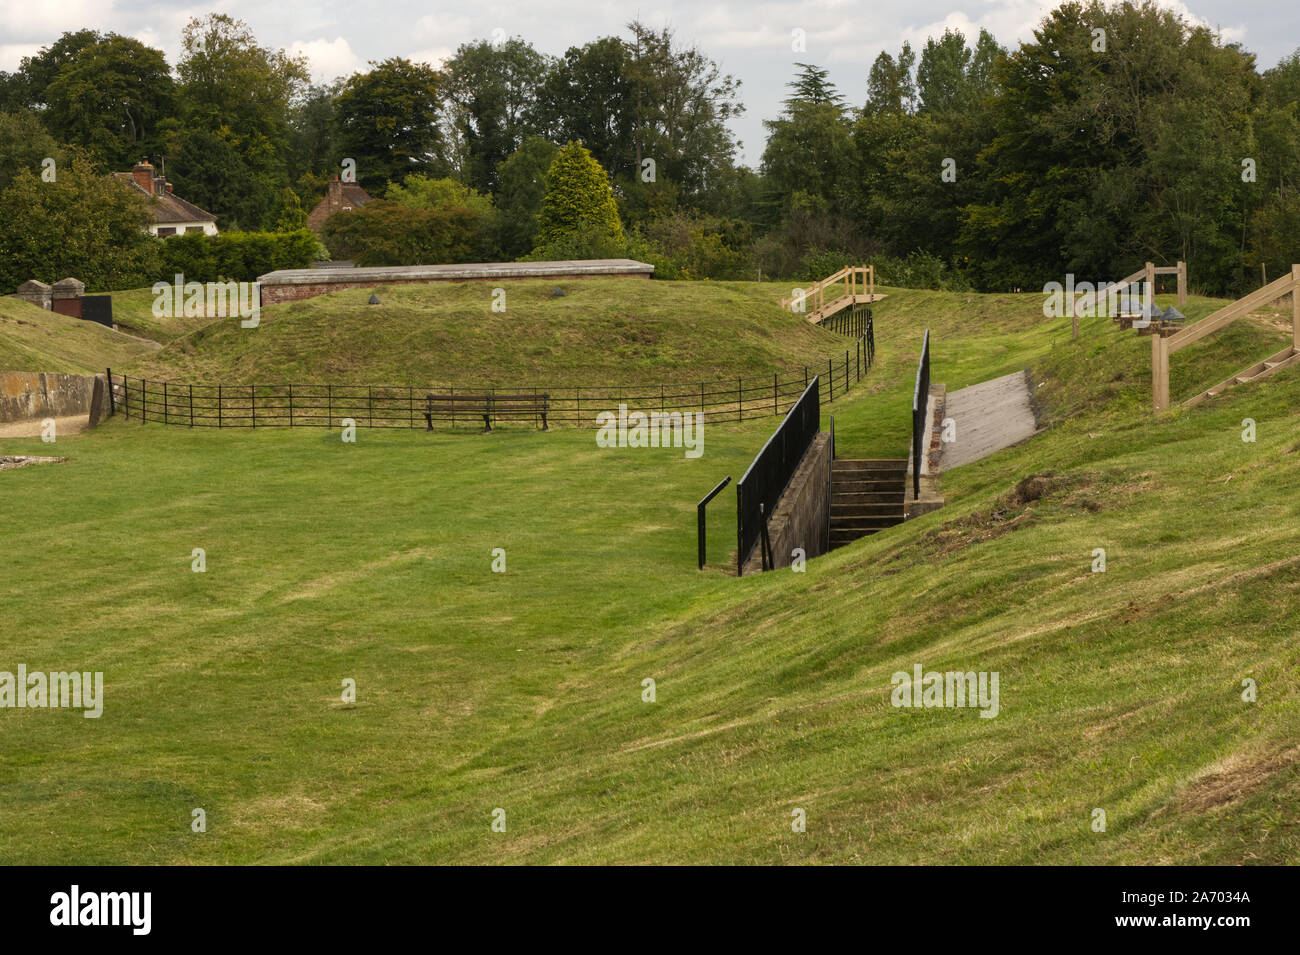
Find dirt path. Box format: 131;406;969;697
0;414;90;439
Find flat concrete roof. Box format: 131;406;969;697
258;259;654;286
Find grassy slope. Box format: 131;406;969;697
123;278;851;387
1;285;1297;864
0;297;155;374
108;287;222;344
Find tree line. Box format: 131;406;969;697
1;2;1298;294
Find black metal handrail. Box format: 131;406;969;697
697;475;732;570
911;330;931;500
736;376;821;575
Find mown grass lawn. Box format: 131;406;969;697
1;284;1297;864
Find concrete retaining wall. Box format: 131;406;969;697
0;371;96;424
741;432;832;575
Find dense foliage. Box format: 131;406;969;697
1;3;1298;291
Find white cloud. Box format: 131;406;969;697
291;37;364;81
0;43;43;71
404;47;455;69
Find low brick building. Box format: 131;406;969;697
307;177;373;233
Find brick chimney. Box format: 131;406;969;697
328;175;343;210
132;160;155;196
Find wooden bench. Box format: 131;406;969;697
423;392;549;432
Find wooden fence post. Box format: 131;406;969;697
1152;332;1169;412
1293;265;1300;349
251;385;256;428
217;384;222;428
189;384;194;428
1178;260;1188;306
1145;261;1156;303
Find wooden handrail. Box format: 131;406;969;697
1167;271;1295;354
1153;265;1299;411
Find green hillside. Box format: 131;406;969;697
1;284;1297;864
122;278;853;387
0;296;156;373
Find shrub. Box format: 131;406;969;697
154;229;325;283
321;200;486;266
534;142;624;251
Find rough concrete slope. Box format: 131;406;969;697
939;371;1038;470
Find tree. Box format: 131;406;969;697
624;21;744;208
0;111;64;178
288;81;342;183
172;14;308;230
335;58;445;192
441;38;549;192
865;43;916;115
534;141;624;253
43;35;175;168
916;30;972;113
761;66;854;211
9;30;104;110
0;156;159;291
537;38;636;182
784;63;844;108
494;136;557;258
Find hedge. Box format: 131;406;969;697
153;230;326;284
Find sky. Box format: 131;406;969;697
1;1;1294;167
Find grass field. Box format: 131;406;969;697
1;281;1297;864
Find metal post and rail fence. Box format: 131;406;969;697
102;338;873;431
911;329;931;501
735;376;822;575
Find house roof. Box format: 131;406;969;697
306;183;374;232
113;173;218;224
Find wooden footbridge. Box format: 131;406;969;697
780;265;884;325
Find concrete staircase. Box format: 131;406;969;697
829;458;906;548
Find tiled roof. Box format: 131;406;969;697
112;173;218;224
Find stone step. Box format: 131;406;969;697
831;503;905;518
829;490;901;504
830;526;897;544
833;458;908;468
832;475;904;488
832;519;904;535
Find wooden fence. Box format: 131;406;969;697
105;333;874;430
1154;265;1300;411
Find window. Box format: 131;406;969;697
185;226;206;234
157;227;176;237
